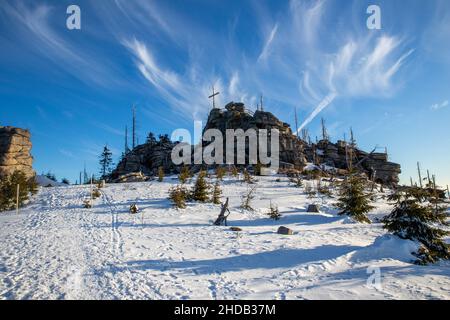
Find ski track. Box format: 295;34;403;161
0;176;449;300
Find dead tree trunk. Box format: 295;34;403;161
214;197;231;226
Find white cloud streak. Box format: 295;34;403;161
430;100;449;110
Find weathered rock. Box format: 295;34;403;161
112;101;401;186
277;226;294;235
306;204;320;213
111;171;150;183
0;126;34;179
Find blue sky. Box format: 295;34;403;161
0;0;449;187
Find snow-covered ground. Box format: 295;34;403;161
0;175;449;300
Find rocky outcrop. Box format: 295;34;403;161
0;126;34;179
112;101;401;186
111;139;178;179
306;139;401;185
203;102;306;168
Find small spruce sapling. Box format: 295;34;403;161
230;165;239;178
168;185;188;209
335;174;374;223
241;185;257;211
191;170;210;202
178;166;191;184
267;201;281;220
212;180;222;204
215;166;226;181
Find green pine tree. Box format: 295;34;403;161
267;201;281;220
178;165;191;184
191;170;210;202
212;180;222;204
382;189;449;265
99;145;113;179
168;185;188;209
335;174;374;223
0;171;34;212
215;166;226;181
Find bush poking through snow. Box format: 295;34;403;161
129;203;139;214
92;188;101;199
289;173;303;188
212;181;222;204
157;166;165;182
243;169;255;184
305;183;316;198
83;200;92;209
168;185;188;209
178;166;191;184
335;174;373;223
191;170;210;203
382;189;449;265
317;180;332;197
241;185;257;211
267;201;281;220
215;166;226;181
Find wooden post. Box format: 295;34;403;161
410;177;413;187
417;162;423;188
90;175;93;205
16;184;20;214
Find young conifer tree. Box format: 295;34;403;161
178;165;191;184
382;189;449;265
215;166;226;181
267;201;281;220
212;180;222;204
335;173;373;223
99;145;113;180
168;185;188;209
0;171;32;211
191;170;210;202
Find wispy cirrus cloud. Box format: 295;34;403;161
430;100;449;111
257;23;278;63
0;1;124;88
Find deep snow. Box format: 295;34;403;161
0;175;449;300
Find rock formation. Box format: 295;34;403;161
0;126;35;179
111;137;178;181
112;101;401;185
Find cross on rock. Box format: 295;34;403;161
208;86;220;109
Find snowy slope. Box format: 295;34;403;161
0;175;448;300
